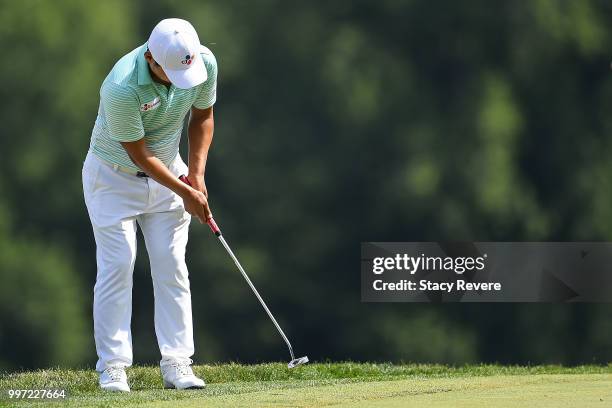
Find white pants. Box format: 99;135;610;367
82;152;194;372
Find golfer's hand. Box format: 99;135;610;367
188;173;208;198
182;188;212;223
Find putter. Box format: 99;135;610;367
179;175;309;369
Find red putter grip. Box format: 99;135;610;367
179;175;222;236
206;217;221;236
179;174;192;186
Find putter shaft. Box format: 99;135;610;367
177;174;301;363
217;234;296;361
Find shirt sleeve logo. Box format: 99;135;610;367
140;97;161;112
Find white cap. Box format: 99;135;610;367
147;18;207;89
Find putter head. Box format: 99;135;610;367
288;356;309;369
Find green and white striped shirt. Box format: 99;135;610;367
89;43;217;171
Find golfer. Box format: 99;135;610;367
82;18;216;392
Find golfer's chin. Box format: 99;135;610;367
151;70;171;86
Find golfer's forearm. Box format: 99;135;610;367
121;141;191;198
187;109;214;177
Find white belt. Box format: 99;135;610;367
111;163;149;178
94;155;149;177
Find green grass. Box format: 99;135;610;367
0;363;611;407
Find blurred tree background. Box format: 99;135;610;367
0;0;611;370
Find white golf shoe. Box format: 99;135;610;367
99;366;130;392
160;358;205;389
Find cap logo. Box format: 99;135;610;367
181;54;195;65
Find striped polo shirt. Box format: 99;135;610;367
89;42;217;171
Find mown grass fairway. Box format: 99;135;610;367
1;363;610;407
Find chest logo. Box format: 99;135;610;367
140;97;160;112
